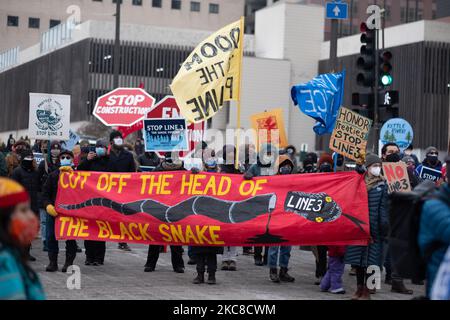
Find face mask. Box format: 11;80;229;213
60;158;73;167
9;215;39;247
426;155;438;164
21;159;33;170
205;159;217;168
287;149;294;155
279;166;292;175
385;153;401;163
51;149;61;158
113;138;123;146
319;163;333;172
369;166;382;177
96;147;106;157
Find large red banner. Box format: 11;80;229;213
55;171;370;246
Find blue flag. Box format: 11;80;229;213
291;71;346;135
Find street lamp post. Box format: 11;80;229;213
113;0;121;89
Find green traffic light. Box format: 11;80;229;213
381;74;393;86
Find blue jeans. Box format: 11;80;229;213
39;209;47;242
268;246;292;268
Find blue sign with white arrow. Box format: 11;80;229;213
326;1;348;20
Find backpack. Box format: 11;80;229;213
388;180;450;280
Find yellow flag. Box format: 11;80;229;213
170;17;244;124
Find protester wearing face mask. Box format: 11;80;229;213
42;150;78;272
78;140;110;266
244;143;278;266
381;143;415;293
11;149;40;262
6;140;30;177
300;152;318;174
36;140;56;252
267;155;295;283
108;131;136;251
344;154;389;300
0;177;45;300
415;147;443;183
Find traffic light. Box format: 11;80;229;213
356;22;376;87
380;51;393;87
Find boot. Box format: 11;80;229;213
144;263;155;272
351;285;364;300
279;267;295;282
359;286;371;300
254;256;264;266
385;274;392;285
207;272;216;285
61;253;76;273
228;261;237;271
46;253;58;272
391;279;413;295
269;268;280;283
193;272;205;284
221;261;229;271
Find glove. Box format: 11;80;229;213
46;204;58;217
355;151;366;166
243;172;253;180
355;164;366;175
190;167;200;174
59;166;74;173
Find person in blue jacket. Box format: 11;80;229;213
418;155;450;297
0;177;45;300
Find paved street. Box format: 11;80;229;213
31;240;425;300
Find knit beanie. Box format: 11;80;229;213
0;177;29;208
365;153;382;168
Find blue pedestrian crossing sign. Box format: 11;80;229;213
326;1;348;20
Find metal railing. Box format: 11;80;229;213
0;47;19;71
40;20;77;53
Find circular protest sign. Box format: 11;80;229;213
380;118;413;152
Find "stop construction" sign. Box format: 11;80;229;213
93;88;156;127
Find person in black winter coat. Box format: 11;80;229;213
144;152;185;274
138;152;161;169
11;149;40;261
42;150;78;273
108;131;136;251
77;140;110;266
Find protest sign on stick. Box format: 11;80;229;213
329;107;372;162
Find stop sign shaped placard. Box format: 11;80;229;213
147;96;205;158
94;88;156;126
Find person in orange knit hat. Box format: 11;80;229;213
0;177;45;300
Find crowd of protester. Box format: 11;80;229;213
0;131;449;300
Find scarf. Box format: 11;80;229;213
364;173;384;191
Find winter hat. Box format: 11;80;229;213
318;153;333;168
0;177;29;208
59;150;74;158
110;130;123;142
425;146;438;156
402;155;415;164
50;140;62;149
365;153;382;168
96;140;108;148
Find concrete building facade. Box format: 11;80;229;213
0;0;245;52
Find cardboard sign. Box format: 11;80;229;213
419;166;442;182
382;162;411;193
329;107;372;162
250;108;288;148
143;118;188;152
29;93;71;140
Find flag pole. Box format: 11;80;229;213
235;17;245;170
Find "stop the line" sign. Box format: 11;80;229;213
93;88;156;126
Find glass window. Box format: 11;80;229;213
190;1;200;12
152;0;162;7
49;19;61;28
209;3;219;14
7;16;19;27
172;0;181;10
28;17;40;29
132;0;143;5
